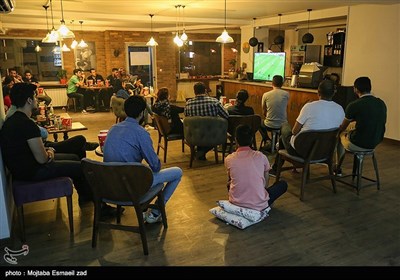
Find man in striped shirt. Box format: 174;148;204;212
184;82;229;160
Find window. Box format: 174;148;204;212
0;39;61;81
179;41;222;76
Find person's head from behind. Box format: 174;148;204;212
124;95;146;124
10;83;38;110
330;73;340;85
3;76;14;88
318;80;335;100
236;89;249;106
354;76;371;95
235;124;253;147
194;82;207;95
157;87;169;101
272;75;284;88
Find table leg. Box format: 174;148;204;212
53;133;59;142
63;132;69;141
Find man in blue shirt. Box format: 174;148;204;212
103;95;183;223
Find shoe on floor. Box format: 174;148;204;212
81;109;87;114
145;210;162;224
85;142;99;151
100;204;125;219
334;167;343;177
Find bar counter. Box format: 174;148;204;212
220;79;319;127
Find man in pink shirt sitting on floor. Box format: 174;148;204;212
225;124;287;211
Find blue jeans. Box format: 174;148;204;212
151;167;182;214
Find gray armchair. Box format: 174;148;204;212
183;116;228;167
110;95;127;123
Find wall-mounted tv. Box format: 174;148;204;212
253;52;286;82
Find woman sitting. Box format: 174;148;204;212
227;89;254;116
152;87;184;135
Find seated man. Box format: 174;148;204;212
335;76;387;175
67;69;88;113
23;70;52;106
0;83;92;204
184;82;229;160
225;124;287;210
103;95;183;223
270;80;345;175
227;89;254;116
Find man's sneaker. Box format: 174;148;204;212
85;142;99;151
145;211;162;224
81;109;87;114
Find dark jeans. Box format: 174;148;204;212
272;122;299;170
266;180;288;206
31;160;92;201
44;135;87;159
67;92;85;110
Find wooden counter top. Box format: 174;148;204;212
219;79;318;93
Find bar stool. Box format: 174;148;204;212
259;127;281;153
336;149;380;195
66;97;78;112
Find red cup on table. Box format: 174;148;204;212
98;134;107;152
88;79;93;87
229;99;236;106
38;88;44;96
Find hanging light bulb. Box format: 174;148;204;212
43;1;59;43
302;9;314;44
173;5;183;46
180;5;188;42
70;20;78;49
78;20;88;48
216;0;234;43
35;45;42;52
41;5;52;43
57;0;75;38
146;14;158;46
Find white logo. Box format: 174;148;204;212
3;245;29;265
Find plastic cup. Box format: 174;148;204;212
38;88;44;95
98;134;107;152
229;99;236;106
88;79;93;86
99;130;108;135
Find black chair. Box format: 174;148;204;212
275;128;339;201
81;158;167;256
153;113;184;163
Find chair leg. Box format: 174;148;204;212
300;164;309;201
214;146;219;164
17;206;26;243
276;154;282;183
66;195;74;236
328;162;337;193
189;145;195;168
116;205;122;224
372;153;380;190
355;154;364;195
222;143;226;163
181;139;184;153
92;201;101;248
352;154;358;181
135;205;149;255
163;138;168;163
271;132;277;153
157;192;168;229
156;135;161;156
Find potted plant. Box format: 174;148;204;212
228;59;238;79
57;69;68;84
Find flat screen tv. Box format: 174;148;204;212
253;52;286;82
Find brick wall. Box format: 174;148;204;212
1;29;240;100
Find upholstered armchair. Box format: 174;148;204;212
183;116;228;167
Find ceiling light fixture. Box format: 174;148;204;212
302;9;314;44
41;4;52;43
146;14;158;46
47;0;60;43
70;20;78;49
274;14;284;45
180;5;188;42
173;5;183;47
216;0;234;43
57;0;75;39
249;18;258;47
77;20;88;48
61;43;70;52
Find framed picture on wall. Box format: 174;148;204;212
74;42;96;71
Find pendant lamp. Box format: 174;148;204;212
70;20;78;49
77;21;88;48
249;18;258;47
216;0;234;43
180;5;188;42
302;9;314;44
57;0;75;39
41;5;52;43
146;14;158;46
274;14;284;45
173;5;183;47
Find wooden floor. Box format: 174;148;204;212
1;107;399;267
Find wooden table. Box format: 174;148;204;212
47;122;88;142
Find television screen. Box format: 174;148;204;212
253;52;286;82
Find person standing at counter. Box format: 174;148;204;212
259;75;290;146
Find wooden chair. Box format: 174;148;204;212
152;113;184;163
110;96;127;123
81;158;167;256
183;116;228;168
227;115;261;153
12;177;74;242
275;128;339;201
66;96;78;112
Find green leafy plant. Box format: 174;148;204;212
56;69;67;79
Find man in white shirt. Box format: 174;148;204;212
270;79;345;175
